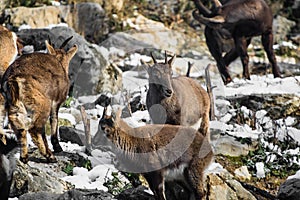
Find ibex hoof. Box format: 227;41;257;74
20;156;29;164
53;144;63;153
47;156;57;163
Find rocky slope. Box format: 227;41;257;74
0;1;299;200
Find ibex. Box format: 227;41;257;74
99;106;213;200
146;52;210;136
193;0;281;84
0;25;23;141
0;36;78;163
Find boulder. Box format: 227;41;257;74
62;2;109;43
273;15;296;43
277;178;300;200
6;3;109;44
18;189;115;200
100;31;155;55
17;26;122;96
10;159;73;197
125;14;208;55
206;164;256;200
6;6;61;28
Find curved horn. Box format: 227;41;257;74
150;52;157;64
47;35;53;47
213;0;222;8
193;0;212;17
165;51;168;64
193;10;225;26
60;36;73;49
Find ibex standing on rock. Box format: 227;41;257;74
146;52;210;136
0;37;78;163
193;0;281;84
99;107;213;200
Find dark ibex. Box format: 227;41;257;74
193;0;281;84
99;107;213;200
146;52;210;136
0;37;78;163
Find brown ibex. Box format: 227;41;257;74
99;107;213;200
146;52;210;136
0;25;22;77
193;0;281;84
0;37;78;163
0;25;23;141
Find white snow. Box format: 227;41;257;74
255;162;266;178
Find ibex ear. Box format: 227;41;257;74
168;54;176;67
45;40;56;55
114;108;122;125
140;59;151;72
67;44;78;59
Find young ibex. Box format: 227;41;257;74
146;52;210;136
99;107;213;200
193;0;281;84
0;36;78;163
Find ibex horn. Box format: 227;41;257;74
60;36;73;49
47;35;53;47
150;52;157;64
165;51;168;64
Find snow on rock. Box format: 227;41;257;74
255;162;266;178
287;170;300;180
224;75;300;97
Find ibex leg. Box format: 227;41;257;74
50;105;63;152
29;127;56;163
261;31;281;78
235;36;250;79
205;27;232;84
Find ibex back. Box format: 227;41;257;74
0;37;78;163
146;52;210;136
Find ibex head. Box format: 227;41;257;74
45;36;78;72
99;106;120;139
147;51;176;98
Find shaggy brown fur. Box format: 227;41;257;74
99;109;213;200
146;52;210;136
0;25;23;145
0;25;19;78
0;37;78;163
193;0;280;84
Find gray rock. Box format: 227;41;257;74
10;159;73;197
116;185;155;200
100;32;156;55
58;188;115;200
18;189;115;200
6;4;110;44
70;3;109;43
19;192;60;200
59;126;86;146
277;178;300;200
